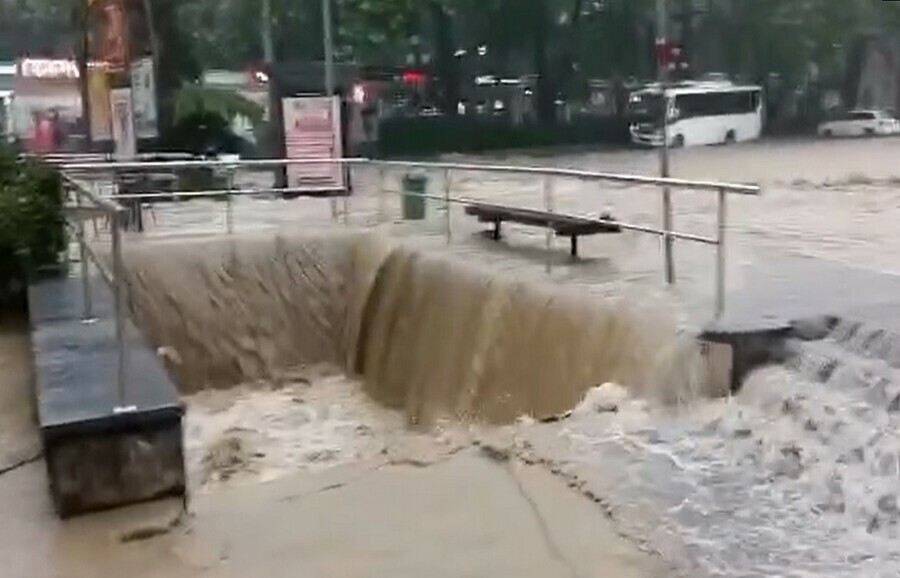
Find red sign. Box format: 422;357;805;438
655;39;683;69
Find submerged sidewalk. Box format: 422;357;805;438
1;449;664;578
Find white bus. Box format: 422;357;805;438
629;81;763;147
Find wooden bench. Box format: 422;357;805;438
464;202;622;257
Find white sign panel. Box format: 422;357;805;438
18;58;79;79
130;57;158;139
110;87;136;158
282;95;345;191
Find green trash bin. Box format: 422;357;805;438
402;173;428;220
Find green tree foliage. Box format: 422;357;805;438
173;85;263;127
3;0;900;124
0;147;64;304
0;0;74;59
335;0;421;62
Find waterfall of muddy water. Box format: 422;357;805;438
123;231;706;426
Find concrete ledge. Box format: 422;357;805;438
701;255;900;391
28;274;185;518
700;320;792;392
46;420;185;518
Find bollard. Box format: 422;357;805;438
543;177;555;275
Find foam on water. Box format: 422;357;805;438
515;320;900;577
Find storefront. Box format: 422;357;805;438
11;58;83;152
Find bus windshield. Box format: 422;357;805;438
628;91;666;124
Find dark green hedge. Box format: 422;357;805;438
377;115;631;157
0;147;65;305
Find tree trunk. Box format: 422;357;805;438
533;0;554;124
557;0;585;99
73;5;92;151
430;2;458;115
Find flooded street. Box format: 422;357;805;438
113;136;900;324
8;136;900;577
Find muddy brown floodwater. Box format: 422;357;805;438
0;318;669;578
11;137;900;578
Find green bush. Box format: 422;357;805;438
0;147;65;305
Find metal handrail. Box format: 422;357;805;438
61;157;365;172
59;156;761;195
62;173;126;214
62;175;129;411
369;160;761;195
56;155;761;408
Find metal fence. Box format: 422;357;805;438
57;156;760;408
61;172;130;411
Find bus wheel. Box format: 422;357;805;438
724;130;736;144
672;134;685;148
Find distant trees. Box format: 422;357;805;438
4;0;900;122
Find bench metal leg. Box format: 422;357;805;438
492;219;502;241
570;236;578;258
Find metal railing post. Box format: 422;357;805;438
329;163;339;222
444;168;452;244
225;166;235;234
342;190;350;226
543;176;555;275
715;187;727;318
91;180;100;237
377;166;387;224
111;209;127;408
663;185;675;285
76;190;94;321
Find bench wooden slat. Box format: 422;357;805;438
464;203;620;235
464;202;621;258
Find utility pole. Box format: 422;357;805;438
322;0;335;96
656;0;675;285
262;0;286;186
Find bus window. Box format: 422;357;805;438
674;91;759;119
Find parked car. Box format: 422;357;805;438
817;110;900;138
